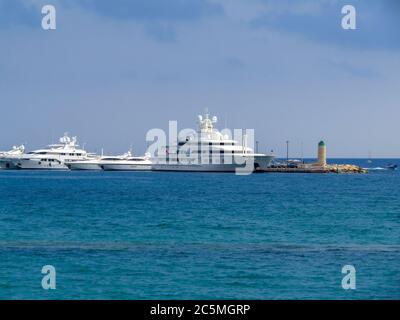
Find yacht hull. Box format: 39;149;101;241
152;155;274;172
67;163;102;170
101;163;152;171
0;160;19;169
14;159;68;170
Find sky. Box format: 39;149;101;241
0;0;399;158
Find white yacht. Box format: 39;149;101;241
65;154;103;171
151;112;274;173
0;145;25;169
100;151;152;171
14;133;87;170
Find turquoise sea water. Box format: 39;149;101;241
0;159;399;299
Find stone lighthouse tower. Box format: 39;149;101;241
318;141;327;166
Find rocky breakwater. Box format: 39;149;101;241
325;164;368;174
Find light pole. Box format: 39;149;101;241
286;140;289;167
301;141;304;164
256;141;259;154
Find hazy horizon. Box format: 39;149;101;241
1;0;399;158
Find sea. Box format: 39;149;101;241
0;158;399;299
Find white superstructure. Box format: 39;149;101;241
14;133;87;170
152;111;274;173
0;145;25;169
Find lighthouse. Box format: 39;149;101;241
318;141;327;166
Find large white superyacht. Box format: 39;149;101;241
151;112;274;173
0;145;25;169
14;133;88;170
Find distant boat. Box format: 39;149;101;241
367;151;372;164
386;164;397;170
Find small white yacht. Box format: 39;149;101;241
65;154;103;171
0;145;25;169
14;133;87;170
100;151;152;171
151;111;274;173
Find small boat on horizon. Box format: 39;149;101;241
367;151;373;164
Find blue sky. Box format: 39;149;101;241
0;0;399;157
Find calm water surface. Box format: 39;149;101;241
0;159;399;299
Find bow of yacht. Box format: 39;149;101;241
0;145;25;169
